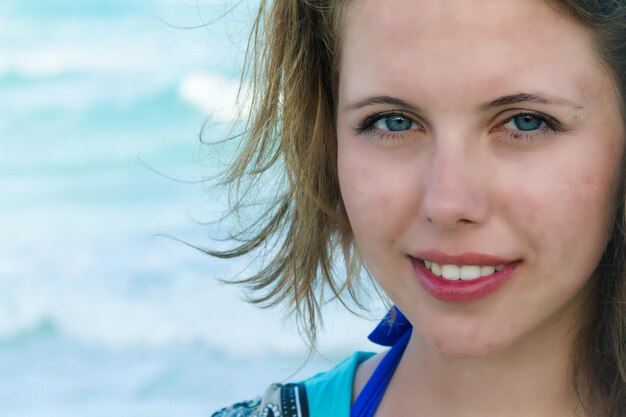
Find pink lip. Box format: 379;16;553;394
413;250;514;266
410;251;520;303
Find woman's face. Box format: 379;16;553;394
337;0;624;357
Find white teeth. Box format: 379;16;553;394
431;262;442;277
460;265;481;280
480;265;495;276
423;261;505;280
441;264;460;280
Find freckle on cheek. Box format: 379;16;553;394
375;194;392;210
580;169;608;190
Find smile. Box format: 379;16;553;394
423;261;505;281
410;252;521;303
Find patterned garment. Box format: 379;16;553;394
212;383;309;417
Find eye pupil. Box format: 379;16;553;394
513;114;543;131
384;115;413;131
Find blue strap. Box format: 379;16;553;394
351;307;413;417
367;306;412;346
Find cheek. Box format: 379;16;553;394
338;145;416;248
339;161;392;239
501;147;620;267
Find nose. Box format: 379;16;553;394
421;145;490;231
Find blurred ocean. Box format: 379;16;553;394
0;1;383;416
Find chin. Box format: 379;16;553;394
421;327;511;359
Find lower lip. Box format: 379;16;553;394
411;258;519;303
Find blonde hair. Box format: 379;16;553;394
205;0;352;347
206;0;626;414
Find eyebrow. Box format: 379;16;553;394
344;95;419;112
344;93;584;112
480;93;584;111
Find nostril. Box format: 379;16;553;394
426;216;476;230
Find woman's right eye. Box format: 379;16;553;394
356;112;421;141
373;114;418;132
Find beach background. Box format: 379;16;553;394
0;1;385;416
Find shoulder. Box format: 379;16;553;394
211;382;308;417
352;351;386;401
303;351;375;416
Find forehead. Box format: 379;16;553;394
338;0;607;109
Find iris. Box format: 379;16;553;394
511;114;544;131
380;115;414;131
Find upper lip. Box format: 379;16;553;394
411;250;518;266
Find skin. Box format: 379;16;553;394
336;0;625;415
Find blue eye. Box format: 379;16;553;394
504;114;546;131
494;111;565;142
374;114;417;132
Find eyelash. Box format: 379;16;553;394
354;111;565;143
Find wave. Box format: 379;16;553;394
0;317;61;348
0;314;357;416
0;231;380;358
5;0;145;19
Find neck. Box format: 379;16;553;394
376;306;586;417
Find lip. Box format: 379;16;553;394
410;251;521;303
412;250;515;266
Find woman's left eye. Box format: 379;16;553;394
495;112;564;141
502;114;546;131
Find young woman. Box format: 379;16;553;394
210;0;626;416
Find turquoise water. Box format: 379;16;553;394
0;1;381;415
